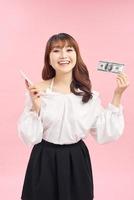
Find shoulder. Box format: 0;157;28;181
92;90;100;97
90;90;101;103
34;79;52;92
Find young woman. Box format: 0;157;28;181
17;33;129;200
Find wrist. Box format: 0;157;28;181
114;88;124;96
111;92;122;107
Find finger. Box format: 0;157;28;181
33;91;38;95
32;95;40;99
28;86;37;90
31;90;40;96
118;75;129;86
117;76;129;88
25;80;30;88
116;78;122;87
116;76;124;85
117;73;128;81
117;74;128;85
31;90;41;97
31;91;40;97
26;86;37;92
31;92;40;99
29;87;40;92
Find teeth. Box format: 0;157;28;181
58;61;70;64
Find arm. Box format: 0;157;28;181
89;98;124;144
111;72;129;107
90;73;129;144
17;91;44;147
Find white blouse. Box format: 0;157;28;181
17;77;124;147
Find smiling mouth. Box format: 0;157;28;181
58;61;70;65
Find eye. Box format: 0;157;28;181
52;49;60;52
67;48;73;52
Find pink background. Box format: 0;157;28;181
0;0;134;199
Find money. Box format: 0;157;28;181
97;61;124;74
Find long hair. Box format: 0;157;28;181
42;33;93;103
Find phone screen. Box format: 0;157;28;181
20;70;33;85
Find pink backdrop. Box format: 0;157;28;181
0;0;133;199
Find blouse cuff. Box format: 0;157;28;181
108;103;123;114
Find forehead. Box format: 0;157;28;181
50;40;74;49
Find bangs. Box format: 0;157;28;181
50;39;74;51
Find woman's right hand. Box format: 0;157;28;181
25;80;41;114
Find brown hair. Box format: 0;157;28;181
42;33;93;103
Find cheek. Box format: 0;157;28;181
49;55;56;65
73;54;77;63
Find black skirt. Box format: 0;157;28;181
21;139;94;200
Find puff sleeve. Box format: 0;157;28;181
89;92;124;144
17;91;44;147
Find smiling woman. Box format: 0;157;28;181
42;33;93;103
17;32;129;200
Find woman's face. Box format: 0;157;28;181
49;41;77;74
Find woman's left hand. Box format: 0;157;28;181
114;72;129;96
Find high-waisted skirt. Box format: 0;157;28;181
21;139;94;200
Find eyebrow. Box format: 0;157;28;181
52;45;73;49
52;44;73;48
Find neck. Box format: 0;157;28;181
54;72;72;87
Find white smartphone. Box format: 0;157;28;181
20;69;33;86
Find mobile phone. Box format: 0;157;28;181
97;61;124;74
20;70;33;86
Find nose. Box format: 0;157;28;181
59;50;67;58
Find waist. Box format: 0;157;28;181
41;138;84;148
